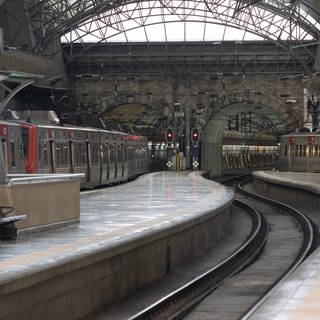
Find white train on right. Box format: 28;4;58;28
279;132;320;172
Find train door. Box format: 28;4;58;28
117;143;124;178
287;136;296;170
49;133;56;173
88;138;101;187
20;123;39;173
100;142;108;185
85;141;90;183
73;141;87;182
109;141;116;180
53;129;72;175
69;140;74;173
7;125;24;173
0;126;7;172
69;129;88;187
38;128;50;174
123;143;129;178
142;141;148;173
307;135;316;171
128;144;133;177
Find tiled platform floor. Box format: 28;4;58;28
0;171;233;284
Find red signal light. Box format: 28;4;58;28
191;127;200;142
166;127;174;142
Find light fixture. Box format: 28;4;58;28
283;0;293;6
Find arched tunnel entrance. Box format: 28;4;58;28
201;102;286;177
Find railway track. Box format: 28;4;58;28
238;178;319;319
129;198;268;320
128;176;318;320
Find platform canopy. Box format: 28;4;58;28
0;69;43;113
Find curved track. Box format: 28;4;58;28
129;199;268;320
183;177;317;320
82;176;318;320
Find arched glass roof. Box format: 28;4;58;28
58;0;320;44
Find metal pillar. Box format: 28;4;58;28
185;79;191;169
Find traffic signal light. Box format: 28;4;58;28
166;127;174;143
191;127;200;143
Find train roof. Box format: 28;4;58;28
0;119;146;141
281;132;320;136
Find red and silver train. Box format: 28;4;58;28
279;132;320;172
0;120;149;188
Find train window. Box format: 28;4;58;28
63;145;68;164
10;142;15;167
302;145;306;157
81;144;86;165
57;144;63;165
117;145;122;163
38;138;41;162
110;144;115;164
82;144;87;164
62;144;66;164
43;147;48;166
74;143;84;165
73;144;78;164
56;145;61;166
101;144;107;164
21;127;29;157
284;144;288;156
79;145;83;164
91;143;99;165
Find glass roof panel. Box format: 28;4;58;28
146;24;167;41
61;0;317;43
165;22;185;41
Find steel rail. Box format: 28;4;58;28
129;199;269;320
238;177;318;320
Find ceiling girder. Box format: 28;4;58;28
12;0;319;55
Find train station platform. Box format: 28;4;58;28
248;170;320;320
0;171;233;320
253;170;320;194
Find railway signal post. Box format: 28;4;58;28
191;127;200;170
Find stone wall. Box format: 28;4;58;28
70;73;304;133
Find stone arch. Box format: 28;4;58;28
99;92;171;131
204;89;299;132
201;102;286;177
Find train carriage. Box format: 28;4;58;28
0;119;149;189
279;132;320;172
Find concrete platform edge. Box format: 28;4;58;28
0;172;234;320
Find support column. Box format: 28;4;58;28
185;79;190;169
314;44;320;73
